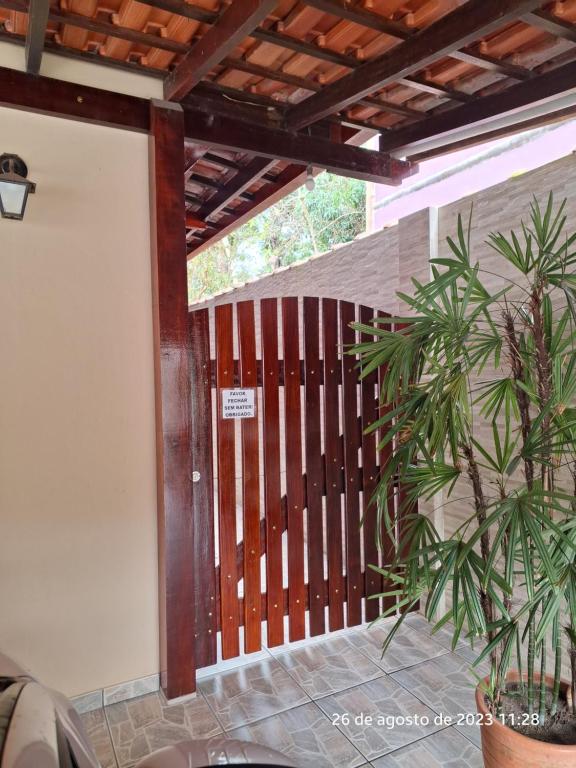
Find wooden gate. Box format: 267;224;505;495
188;297;402;669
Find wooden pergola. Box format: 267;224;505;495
3;0;576;256
2;0;576;699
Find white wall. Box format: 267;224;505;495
0;105;159;696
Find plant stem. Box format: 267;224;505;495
460;443;494;649
503;303;540;716
528;622;535;715
531;280;555;727
551;612;562;716
538;639;547;724
516;630;525;696
503;311;534;489
501;526;513;619
530;285;552;434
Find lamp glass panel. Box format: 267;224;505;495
0;180;27;218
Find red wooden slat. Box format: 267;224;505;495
322;298;344;630
359;305;381;622
189;309;217;668
237;301;262;653
261;299;284;647
282;297;306;641
377;310;397;618
215;575;366;630
215;303;240;659
303;297;325;636
340;301;363;626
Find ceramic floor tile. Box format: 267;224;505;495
371;726;483;768
391;653;489;747
105;691;222;767
316;675;443;761
275;635;383;698
403;614;466;653
454;641;489;668
198;657;309;730
80;708;117;768
228;701;365;768
350;621;449;673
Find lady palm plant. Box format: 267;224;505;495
353;195;576;730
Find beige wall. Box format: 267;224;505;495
0;105;159;696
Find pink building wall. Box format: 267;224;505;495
373;122;576;230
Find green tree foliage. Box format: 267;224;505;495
188;173;365;302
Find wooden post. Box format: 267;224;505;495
149;100;195;699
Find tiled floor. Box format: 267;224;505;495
81;614;484;768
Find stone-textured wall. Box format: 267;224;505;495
436;155;576;538
190;224;401;314
194;153;576;316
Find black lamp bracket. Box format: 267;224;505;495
0;153;29;178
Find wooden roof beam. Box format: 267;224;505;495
130;0;535;85
450;48;534;80
0;0;193;55
187;163;307;257
522;8;576;43
409;103;576;163
283;0;546;130
302;0;413;40
303;0;534;80
195;157;277;222
399;76;475;103
184;82;389;138
185;81;284;125
0;26;169;81
185;192;235;216
25;0;50;74
140;0;215;23
47;7;189;53
0;64;149;130
182;109;414;184
164;0;277;101
218;57;427;119
13;0;525;111
200;152;279;185
187;171;255;202
139;0;359;67
185;215;208;230
378;58;576;156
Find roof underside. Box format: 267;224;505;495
2;0;576;256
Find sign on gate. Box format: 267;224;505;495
221;388;256;419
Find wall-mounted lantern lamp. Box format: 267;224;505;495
0;154;36;220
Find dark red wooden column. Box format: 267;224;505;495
149;100;195;700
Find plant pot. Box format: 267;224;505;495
475;672;576;767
